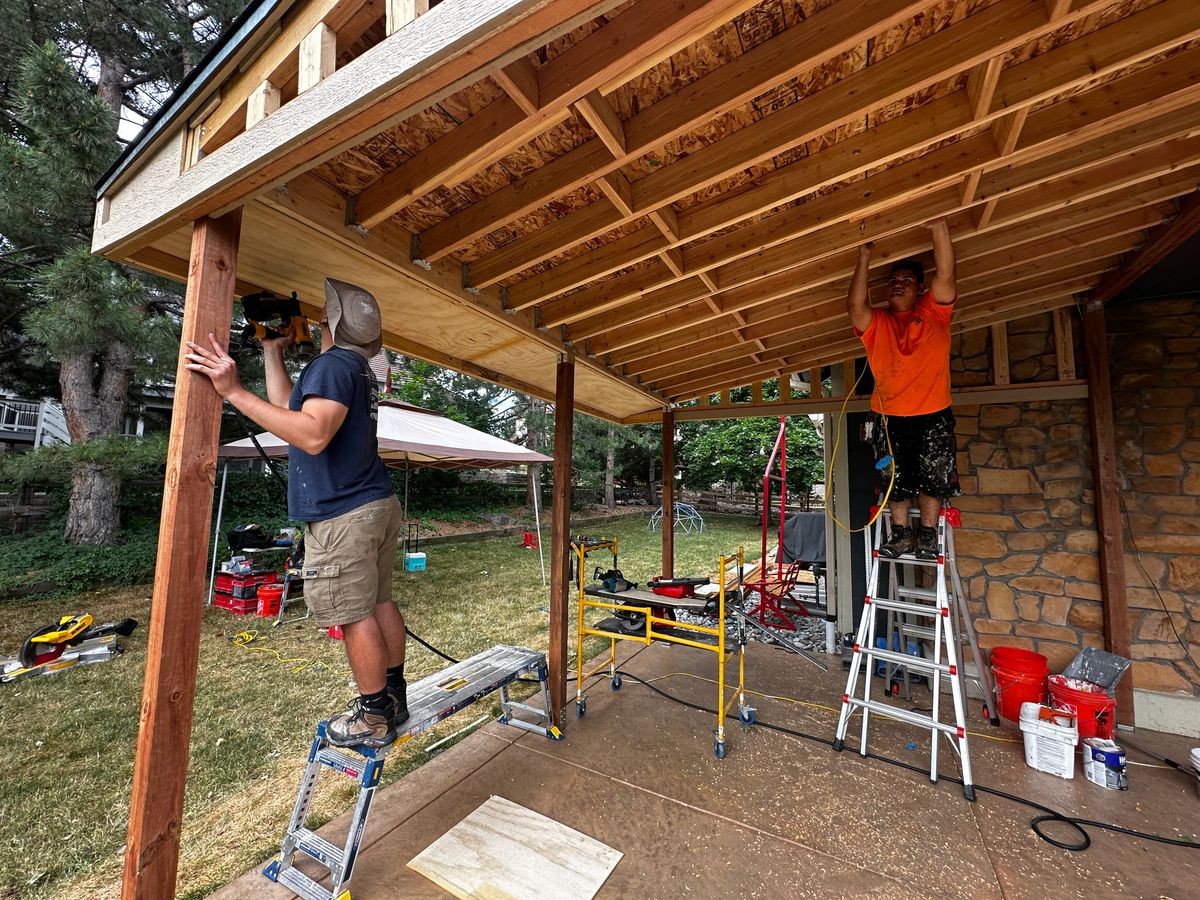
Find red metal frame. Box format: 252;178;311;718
743;417;808;630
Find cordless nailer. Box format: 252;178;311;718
241;290;315;359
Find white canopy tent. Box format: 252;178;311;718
208;400;552;601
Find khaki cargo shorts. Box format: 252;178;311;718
300;495;403;627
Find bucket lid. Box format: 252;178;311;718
1190;747;1200;766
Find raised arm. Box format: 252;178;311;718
847;242;874;332
262;339;296;408
185;334;347;456
927;218;956;304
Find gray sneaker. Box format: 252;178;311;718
879;525;914;558
326;697;396;748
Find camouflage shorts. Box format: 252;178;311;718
871;407;960;501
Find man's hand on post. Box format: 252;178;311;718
184;333;244;399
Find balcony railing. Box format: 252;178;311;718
0;400;40;434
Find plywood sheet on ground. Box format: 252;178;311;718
407;795;622;899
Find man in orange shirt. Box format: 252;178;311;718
847;218;959;560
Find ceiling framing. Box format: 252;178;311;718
95;0;1200;421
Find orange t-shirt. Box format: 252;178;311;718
854;290;954;416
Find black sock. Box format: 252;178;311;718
386;664;406;692
360;688;390;711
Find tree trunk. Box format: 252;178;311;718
59;341;134;544
96;56;126;115
65;462;123;544
604;426;615;509
647;456;655;503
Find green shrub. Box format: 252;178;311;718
0;523;159;597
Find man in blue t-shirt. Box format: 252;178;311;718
186;278;407;748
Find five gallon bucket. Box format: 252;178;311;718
1191;748;1200;800
256;583;284;617
990;647;1048;722
1048;674;1116;740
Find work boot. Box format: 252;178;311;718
387;680;410;728
879;525;914;558
914;526;939;561
326;696;396;748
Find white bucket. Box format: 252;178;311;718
1191;748;1200;800
1019;702;1077;780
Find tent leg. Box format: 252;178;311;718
404;457;409;521
532;464;546;586
206;462;229;606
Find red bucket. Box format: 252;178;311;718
256;584;283;617
990;647;1049;674
990;647;1048;722
1048;674;1115;740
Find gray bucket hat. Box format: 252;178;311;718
323;277;382;359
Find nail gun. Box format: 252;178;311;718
241;290;315;359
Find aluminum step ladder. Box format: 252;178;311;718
263;644;563;899
834;507;993;801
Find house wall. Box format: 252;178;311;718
949;305;1200;708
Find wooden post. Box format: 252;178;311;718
1053;307;1076;381
548;353;575;724
122;210;241;899
662;408;675;579
1082;299;1134;724
991;323;1010;385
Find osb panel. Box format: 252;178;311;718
1008;0;1162;67
540;2;635;65
502;241;657;293
393;114;598;240
1025;38;1200;116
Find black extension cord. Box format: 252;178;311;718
608;668;1199;854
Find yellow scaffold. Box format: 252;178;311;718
571;536;752;759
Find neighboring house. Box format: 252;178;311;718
0;391;70;451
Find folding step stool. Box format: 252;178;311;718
834;507;994;801
264;644;563;900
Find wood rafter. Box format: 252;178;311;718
99;0;1200;423
453;0;1195;296
354;0;752;229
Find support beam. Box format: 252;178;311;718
830;362;854;634
662;408;675;579
990;323;1010;385
492;58;540;115
548;353;575;725
245;80;280;129
122;210;242;900
386;0;429;35
297;22;336;94
1082;300;1134;725
1053;306;1076;381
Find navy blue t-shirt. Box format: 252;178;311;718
287;348;392;522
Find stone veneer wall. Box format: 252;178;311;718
1107;297;1200;695
948;307;1199;697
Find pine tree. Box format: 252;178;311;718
0;2;242;544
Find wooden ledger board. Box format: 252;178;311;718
408;795;622;899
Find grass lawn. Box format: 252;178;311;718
0;513;761;900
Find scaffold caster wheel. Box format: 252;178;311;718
739;706;756;726
714;740;726;760
576;698;586;717
610;674;622;691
